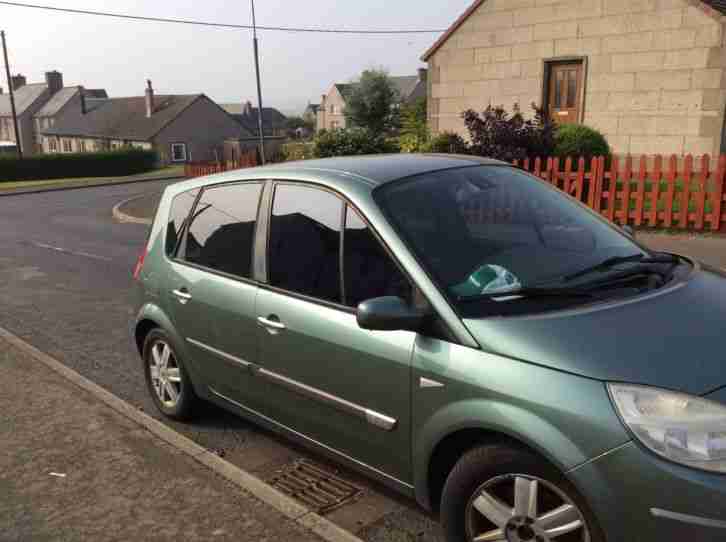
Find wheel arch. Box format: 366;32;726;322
413;398;613;514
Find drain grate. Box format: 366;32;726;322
267;459;363;514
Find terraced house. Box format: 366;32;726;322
424;0;726;156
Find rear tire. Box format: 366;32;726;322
440;444;603;542
143;329;199;421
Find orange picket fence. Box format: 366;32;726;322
184;150;258;179
513;155;726;231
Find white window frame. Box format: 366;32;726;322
171;142;187;162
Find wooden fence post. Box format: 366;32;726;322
607;155;619;222
621;155;633;226
680;154;693;229
634;155;647;226
695;154;709;230
649;155;662;227
713;155;725;231
664;155;678;228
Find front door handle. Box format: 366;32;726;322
172;288;192;304
257;315;286;332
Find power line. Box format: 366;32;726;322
0;1;446;34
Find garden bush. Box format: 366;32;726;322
281;141;314;161
312;128;397;158
554;124;610;162
423;131;469;154
461;103;556;162
0;149;158;182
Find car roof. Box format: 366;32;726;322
266;154;508;185
170;154;510;195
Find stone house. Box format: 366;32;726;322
316;70;428;132
0;71;107;156
42;81;252;164
0;73;53;156
423;0;726;157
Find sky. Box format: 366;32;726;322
0;0;472;115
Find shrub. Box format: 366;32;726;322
0;149;158;182
281;142;314;161
423;131;469;154
554;124;610;161
312;128;397;158
462;103;556;162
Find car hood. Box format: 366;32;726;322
463;263;726;396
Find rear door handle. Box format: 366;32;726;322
257;316;286;332
172;288;192;304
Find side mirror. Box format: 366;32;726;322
622;225;635;238
357;296;428;332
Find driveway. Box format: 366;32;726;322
0;181;441;542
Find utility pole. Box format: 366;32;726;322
250;0;266;165
1;30;22;159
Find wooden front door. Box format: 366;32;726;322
548;62;583;125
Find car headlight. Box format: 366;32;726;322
608;383;726;473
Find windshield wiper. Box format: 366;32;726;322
564;253;679;282
457;286;594;302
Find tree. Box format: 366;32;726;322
344;69;399;134
284;116;314;139
399;97;429;152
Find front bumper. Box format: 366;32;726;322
569;441;726;541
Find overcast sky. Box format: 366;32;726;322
0;0;472;115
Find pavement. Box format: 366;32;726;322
0;332;327;542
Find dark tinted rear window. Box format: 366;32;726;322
166;189;199;257
183;183;262;279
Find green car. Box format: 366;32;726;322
134;154;726;542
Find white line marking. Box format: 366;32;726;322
29;241;112;262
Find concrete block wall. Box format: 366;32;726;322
427;0;726;156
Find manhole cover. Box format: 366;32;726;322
267;459;363;514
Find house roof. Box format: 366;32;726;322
0;83;47;116
305;103;320;114
42;94;202;141
35;86;81;117
333;75;426;105
221;103;287;136
422;0;726;61
84;89;108;99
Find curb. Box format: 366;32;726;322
0;326;364;542
112;194;154;225
0;174;184;198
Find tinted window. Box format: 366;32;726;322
269;184;343;303
183;183;262;279
166;188;199;257
343;205;410;308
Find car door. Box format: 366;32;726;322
164;181;266;407
255;182;416;484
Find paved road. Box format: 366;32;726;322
0;181;439;542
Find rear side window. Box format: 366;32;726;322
165;188;199;257
182;183;262;279
268;184;343;303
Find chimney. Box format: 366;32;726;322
243;100;253;116
45;71;63;94
10;74;26;90
145;79;154;118
418;68;427;82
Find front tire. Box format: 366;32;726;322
440;444;603;542
143;329;199;421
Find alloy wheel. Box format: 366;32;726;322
148;340;182;408
465;474;590;542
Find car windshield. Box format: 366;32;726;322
375;165;649;309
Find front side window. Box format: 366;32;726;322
182;183;262;279
171;143;187;162
343;205;410;308
268;184;343;304
376;166;647;315
62;139;72;152
165;188;199;257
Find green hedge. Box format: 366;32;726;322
0;149;158;182
554;124;610;162
281;142;314;161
